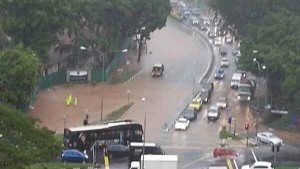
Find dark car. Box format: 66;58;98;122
151;63;164;77
61;149;88;163
219;47;228;56
200;89;212;103
183;107;197;121
214;69;225;80
107;144;129;159
202;82;214;93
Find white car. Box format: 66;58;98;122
241;161;274;169
214;37;222;46
175;118;190;130
217;97;227;108
220;57;230;67
225;34;233;44
207;105;220;121
257;132;283;146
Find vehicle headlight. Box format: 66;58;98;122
85;154;88;159
214;74;217;77
238;96;241;100
205;98;208;102
247;96;251;100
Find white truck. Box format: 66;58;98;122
130;155;178;169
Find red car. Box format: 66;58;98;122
213;147;239;158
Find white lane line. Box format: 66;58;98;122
251;148;258;162
196;33;213;84
233;159;239;169
181;153;211;169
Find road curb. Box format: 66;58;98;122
122;68;144;85
165;18;216;131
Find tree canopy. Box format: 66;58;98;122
209;0;300;112
0;46;40;109
0;104;60;169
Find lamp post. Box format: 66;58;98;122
253;56;261;137
77;46;87;70
142;97;146;169
100;49;128;122
262;65;268;109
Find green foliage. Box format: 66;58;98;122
27;162;91;169
105;103;134;121
0;0;71;60
0;45;40;109
0;104;61;169
209;0;300;113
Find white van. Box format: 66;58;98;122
230;73;242;89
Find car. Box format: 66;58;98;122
220;57;230;67
232;49;240;56
241;161;274;169
213;37;222;46
200;89;211;103
219;47;227;56
199;24;208;31
175;118;190;130
213;147;239;158
183;107;197;121
203;19;210;26
61;149;88;163
191;16;199;25
208;31;217;38
107;144;129;159
217;97;228;108
257;132;283;146
214;69;225;79
151;63;164;77
189;97;202;111
202;82;214;93
225;34;233;44
192;8;201;16
207;105;220;121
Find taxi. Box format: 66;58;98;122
189;97;202;111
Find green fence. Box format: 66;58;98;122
38;69;67;90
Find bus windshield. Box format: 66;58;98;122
63;120;143;151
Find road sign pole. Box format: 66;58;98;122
246;128;249;146
233;119;236;136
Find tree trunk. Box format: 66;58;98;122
137;38;143;62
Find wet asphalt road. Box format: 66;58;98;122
118;16;300;169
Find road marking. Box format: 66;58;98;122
251;148;258;162
233;159;238;169
182;153;211;169
227;159;234;169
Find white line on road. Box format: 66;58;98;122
233;159;238;169
251;148;258;162
181;153;211;169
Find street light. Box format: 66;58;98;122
142;97;146;169
100;48;128;122
253;56;261;137
77;46;87;70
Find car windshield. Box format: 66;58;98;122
222;58;229;61
218;98;226;102
218;70;224;74
268;134;276;138
178;118;187;123
191;100;198;104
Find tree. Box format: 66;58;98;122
0;46;40;109
0;0;71;60
123;0;171;62
0;104;60;169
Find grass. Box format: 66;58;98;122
219;128;241;140
108;69;141;84
105;102;134;121
27;162;91;169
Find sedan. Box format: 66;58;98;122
232;49;240;56
213;37;222;46
200;89;211;103
61;149;88;163
242;161;274;169
189;97;202;111
175;118;190;130
214;69;225;79
257;132;283;146
217;97;227;108
183;107;197;121
213;147;239;158
220;57;230;67
107;144;129;159
225;34;233;44
219;47;227;56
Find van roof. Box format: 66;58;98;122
232;73;242;80
130;142;157;147
142;155;178;161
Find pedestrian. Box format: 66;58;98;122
66;97;70;107
74;97;78;106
